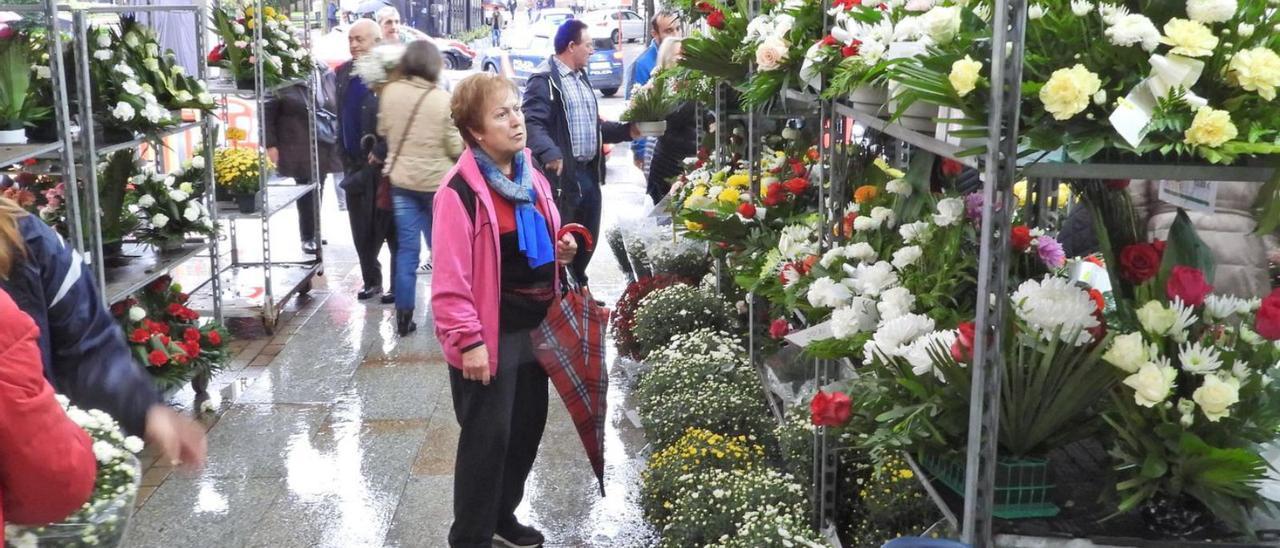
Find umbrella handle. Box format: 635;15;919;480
557;223;594;253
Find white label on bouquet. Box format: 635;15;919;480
1159;180;1217;212
886;41;928;60
784;320;833;348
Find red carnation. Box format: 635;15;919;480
148;275;171;293
21;158;36;166
763;183;786;206
737;202;757;219
769;318;790;340
810;390;852;427
801;254;819;273
841;40;861;58
173;352;190;366
207;329;223;346
184;327;202;343
207;45;224;64
148;350;168;367
1166;265;1213;307
1255;289;1280;340
129;328;150;344
159;334;171;346
1119;243;1161;284
951;321;976;363
820;34;837;47
790;160;807;178
941;158;964;177
707;10;725;29
1088;288;1105;313
784;177;808;194
841;211;857;236
1010;225;1031;252
168;303;184;316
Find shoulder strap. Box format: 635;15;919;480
387;86;435;175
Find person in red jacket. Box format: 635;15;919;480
0;286;97;544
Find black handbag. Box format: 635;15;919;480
315;107;339;145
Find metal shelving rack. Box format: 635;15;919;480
191;0;322;333
3;0;80;248
67;4;222;314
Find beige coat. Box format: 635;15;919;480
1129;180;1277;298
378;77;463;193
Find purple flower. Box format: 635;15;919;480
1037;235;1066;269
964;193;984;221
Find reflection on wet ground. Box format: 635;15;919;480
125;130;657;546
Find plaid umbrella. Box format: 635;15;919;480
532;224;610;495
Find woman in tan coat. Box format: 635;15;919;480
379;40;465;335
1129;180;1277;298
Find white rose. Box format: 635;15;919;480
183;204;201;222
1178;398;1196;427
152;213;170;228
178;182;195;195
233;23;245;34
1192;373;1240;422
933;198;965;226
755;37;791;72
1136;301;1176;335
128;306;147;322
891;245;923;269
1102;332;1147;373
1186;0;1237;23
93;49;112;61
899;221;929;243
170;190;189;202
920;6;962;44
137;195;156;208
1123;361;1178;407
191;155;206;169
886;178;912;196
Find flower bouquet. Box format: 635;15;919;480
3;397;143;548
0;163;67;231
0;24;52;144
736;0;825;108
209;2;312;89
111;276;231;393
114;19;215;115
621;76;679;137
129;166;215;252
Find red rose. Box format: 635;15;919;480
129;328;150;344
790;160;807;178
820;34;837;47
951;321;976;362
810;390;852;427
763;183;786;206
784;177;808;194
185;327;202;343
769;318;790;340
1010;225;1031;252
707;10;725;29
841;43;860;58
207;329;223;346
1105;179;1130;190
941;158;964;177
207;45;224;64
1088;309;1107;342
1151;240;1166;256
1166;265;1213;306
737;202;757;219
1119;243;1160;284
148;350;168;367
1255;289;1280;340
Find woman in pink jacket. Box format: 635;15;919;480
431;73;577;548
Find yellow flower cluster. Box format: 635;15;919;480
224;126;248;142
214;147;270;193
1039;64;1101;121
1229;47;1280;101
1012;180;1072;207
647;427;765;474
1184;106;1238;148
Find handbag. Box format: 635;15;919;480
377;85;435;210
314;70;340;145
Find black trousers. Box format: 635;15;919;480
345;185;396;291
448;330;549;548
565;164;601;284
296;177;321;242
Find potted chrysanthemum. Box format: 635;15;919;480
214;127;271;213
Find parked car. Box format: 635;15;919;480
478;33;623;96
581;9;644;44
529;7;575;36
311;23;476;70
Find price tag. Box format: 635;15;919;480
1159;180;1217;212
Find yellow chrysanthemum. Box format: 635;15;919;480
225;127;248;141
1228;47;1280;101
685;220;704;232
690;185;707;198
263;6;276;17
717;187;741;204
1184;106;1238;148
726;174;750;188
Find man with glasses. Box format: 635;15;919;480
524;19;639;284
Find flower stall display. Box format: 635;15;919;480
0;24;52;144
1;161;68;231
214;126;271;212
209;2;313;88
128;165;215;252
621;75;680;136
736;0;825;108
3;397;142;548
111;276;231;393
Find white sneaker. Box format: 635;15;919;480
417;263;432;275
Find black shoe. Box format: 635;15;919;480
302;239;319;255
493;519;544;548
380;292;395;304
357;286;382;300
396;310;417;336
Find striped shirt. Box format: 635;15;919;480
553;57;598;163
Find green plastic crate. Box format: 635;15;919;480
920;452;1060;519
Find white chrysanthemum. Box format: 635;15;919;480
1070;0;1093;16
886;178;912;195
905;329;958;381
807;277;853;309
871;313;936;358
1169;299;1199;343
1097;2;1129;24
851;261;899;297
891;246;923;270
1105;14;1162;51
933;197;965;226
123;436;145;453
1011;277;1100;345
845;242;877;263
1204;294;1248;320
112;101;135;121
877;286;916;320
899;221;929;243
819;247;845;269
778;224;817;260
831;298;879;339
1186;0;1237;23
92;440;118;463
1178;341;1223;374
152;213;170;228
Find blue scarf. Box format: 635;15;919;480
472;149;555;269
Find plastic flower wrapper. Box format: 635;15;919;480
4;397;143;547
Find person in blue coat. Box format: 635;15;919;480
0;198;207;469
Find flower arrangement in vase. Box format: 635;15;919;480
129;166;215;252
208;2;313;89
0;23;52;144
621;75;679;136
214;126;271;213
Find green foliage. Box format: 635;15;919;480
0;28;50;129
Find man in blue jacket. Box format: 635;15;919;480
626;12;682;171
524;19;638;283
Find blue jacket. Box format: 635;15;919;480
523;56;633;209
627;41;660;161
0;216;159;435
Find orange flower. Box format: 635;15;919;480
853;185;878;204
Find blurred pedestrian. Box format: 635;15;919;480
644;38;698;204
625;11;681;173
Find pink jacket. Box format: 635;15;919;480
430;147;562;375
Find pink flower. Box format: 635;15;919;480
1036;235;1066;268
1167;266;1213;307
769;318;790;339
964;193;984;221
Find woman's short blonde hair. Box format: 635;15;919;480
0;197;30;280
655;37;683;71
450;73;520;147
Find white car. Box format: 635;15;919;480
582;9;645;44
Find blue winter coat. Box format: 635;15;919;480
0;216;159;435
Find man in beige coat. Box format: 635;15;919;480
378;40;464;335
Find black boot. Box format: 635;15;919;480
396;309;417;336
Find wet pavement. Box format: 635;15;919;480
124;96;659;547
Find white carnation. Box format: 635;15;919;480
877;286;916;320
808;277;853;309
870;206;895;226
778;224;817;260
191;155;206;169
169;190;189;202
850;261;899;297
871;313;936;358
1186;0;1237;23
122;80;144;95
1011;277;1100;345
1028;4;1046;19
905;329;957;381
899;221;929;243
183;204;201;222
831;298;879;338
845;242;877;263
128;306;147;322
123;436;145;453
1105;14;1162;51
886;178;912;196
891;246;923;269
